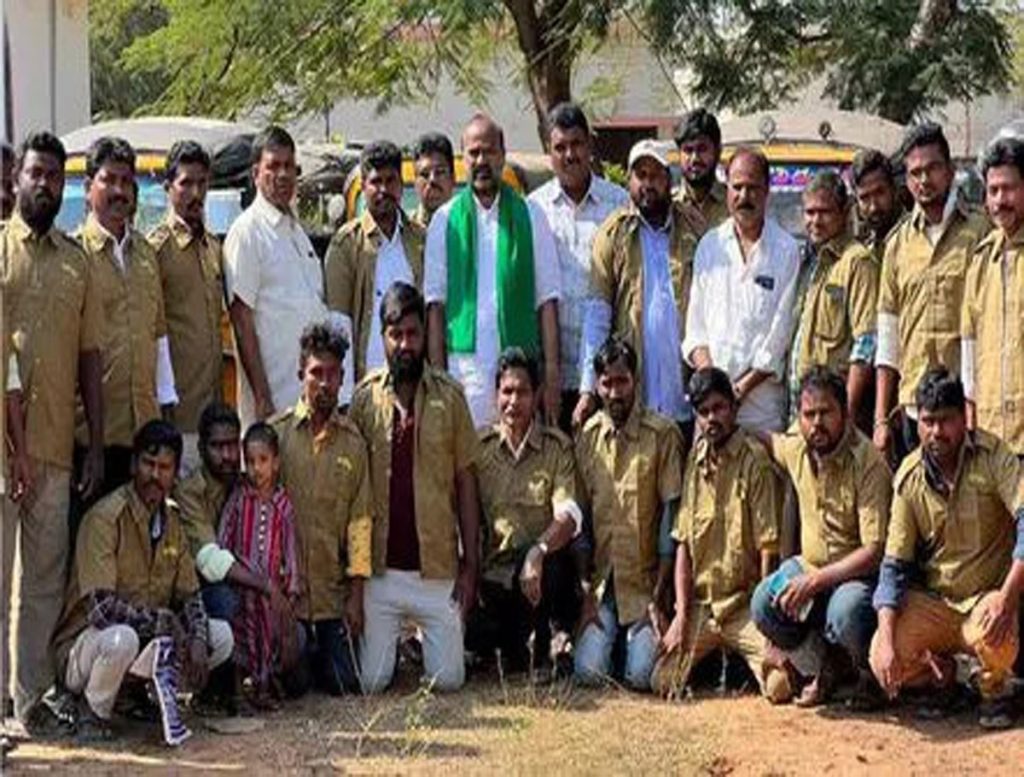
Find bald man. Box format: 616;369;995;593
424;114;561;427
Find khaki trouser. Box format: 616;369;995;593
869;589;1019;700
2;462;71;721
652;603;792;703
65;620;234;719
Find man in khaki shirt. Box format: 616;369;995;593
350;282;479;693
789;172;878;431
653;368;790;702
673;109;728;232
752;367;891;706
871;368;1024;729
150;141;225;475
272;323;373;695
962;137;1024;454
2;132;104;730
574;337;683;691
468;347;583;673
851;149;904;264
325;141;426;401
874;123;988;465
53;421;232;741
75;137;174;511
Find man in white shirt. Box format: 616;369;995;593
425;114;561;428
224;126;329;431
529;102;628;431
324;141;425;403
684;147;801;434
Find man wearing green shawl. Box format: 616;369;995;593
424;114;562;428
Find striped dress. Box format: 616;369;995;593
219;481;299;688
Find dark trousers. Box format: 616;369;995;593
287;619;360;696
466;549;582;669
69;444;133;541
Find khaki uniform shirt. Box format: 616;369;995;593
53;484;197;667
771;427;891;570
77;214;167;447
878;200;988;408
887;430;1020;613
576;404;683;625
2;212;101;469
589;201;704;395
477;422;578;575
674;429;780;622
273;401;373;622
675;179;728;233
173;465;229;559
794;235;879;378
962;226;1024;453
149;215;224;433
350;367;479;579
323;211;425;383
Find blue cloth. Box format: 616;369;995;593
751;557;877;666
1015;508;1024;561
574;584;658;690
201;583;239;622
640;222;690;422
872;556;913;611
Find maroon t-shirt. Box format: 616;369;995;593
386;408;420;570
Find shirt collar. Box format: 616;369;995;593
682;178;725;206
7;209;58;246
814;232;852;265
551;175;600;208
910;189;963;232
498;421;541;460
602;400;642;442
361;208;404;246
292;397;341;430
167;210;207;249
252;191;296;229
922;431;975;497
82;212;131;254
694;427;743;474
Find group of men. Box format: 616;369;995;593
1;97;1023;748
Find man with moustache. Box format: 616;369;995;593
1;131;104;732
962;137;1024;455
851;149;904;263
674;108;728;232
871;368;1024;729
411;133;455;228
351;282;480;693
325;141;426;404
76;136;175;508
53;421;233;742
874;123;988;464
684;147;801;434
574;337;684;691
530;103;627;432
653;367;791;703
273;323;372;695
424;113;561;428
752;368;891;706
575;140;703;436
149;141;225;476
224;126;329;431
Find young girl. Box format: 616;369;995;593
219;423;300;708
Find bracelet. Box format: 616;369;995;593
873;418;890;430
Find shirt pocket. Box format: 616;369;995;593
931;271;965;332
813;283;847;342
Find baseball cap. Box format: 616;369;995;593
628;139;671;172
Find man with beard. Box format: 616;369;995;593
468;347;583;674
1;142;14;219
271;323;372;696
52;421;233;742
225;126;329;431
788;172;878;431
751;367;890;706
1;131;104;733
652;368;791;703
871;368;1024;729
674;108;728;232
684;147;801;434
574;337;683;691
351;282;480;693
411;133;455;228
575;140;703;437
76;136;175;509
149;141;225;476
874;123;988;465
325;141;426;404
962;137;1024;455
530;103;627;433
851;149;904;263
424;113;561;428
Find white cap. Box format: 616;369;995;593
628;139;671;171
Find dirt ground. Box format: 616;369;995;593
5;672;1024;776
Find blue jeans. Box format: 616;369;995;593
201;582;239;621
574;589;658;691
751;558;876;667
